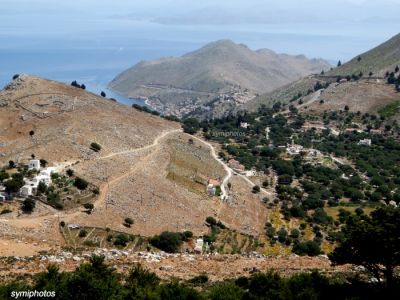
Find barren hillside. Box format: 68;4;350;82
0;75;271;257
243;33;400;115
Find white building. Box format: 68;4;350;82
358;139;371;146
194;238;204;253
0;193;6;201
21;185;33;197
28;159;41;171
287;144;304;155
240;122;249;129
40;167;56;177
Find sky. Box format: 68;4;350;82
0;0;399;85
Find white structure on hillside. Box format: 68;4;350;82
240;122;249;129
207;179;221;196
287;139;304;155
20;167;56;197
28;159;41;171
21;185;33;197
194;238;204;253
358;139;371;146
265;127;270;140
0;192;6;201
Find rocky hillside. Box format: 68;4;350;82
0;75;179;165
0;75;271;256
244;33;400;114
109;40;330;118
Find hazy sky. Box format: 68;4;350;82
1;0;399;66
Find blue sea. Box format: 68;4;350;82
0;20;391;107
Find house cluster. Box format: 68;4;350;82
21;160;56;197
207;179;221;196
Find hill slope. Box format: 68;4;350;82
328;33;400;77
0;75;270;254
109;40;330;117
244;33;400;114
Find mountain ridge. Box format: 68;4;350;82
109;40;331;118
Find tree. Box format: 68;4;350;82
40;159;48;168
337;60;342;67
4;173;24;193
79;229;87;237
114;234;130;247
293;240;321;256
74;177;88;190
66;169;74;177
206;216;217;226
8;160;16;169
182;118;201;134
150;231;183;253
124;217;134;227
12;74;19;80
90;142;102;152
330;206;400;287
344;105;349;111
22;198;35;213
37;181;47;194
100;91;106;97
83;203;94;213
252;185;261;193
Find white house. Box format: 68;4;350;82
358;139;371;146
32;175;52;186
28;159;41;171
287;144;304;155
206;179;221;196
40;167;56;177
21;185;33;197
194;238;204;253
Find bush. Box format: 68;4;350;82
59;221;65;227
114;234;130;247
66;169;74;177
252;185;261;193
205;217;217;226
293;241;321;256
22;198;35;213
90;142;102;152
124;218;134;227
150;231;183;253
37;181;47;194
0;209;12;215
83;203;94;212
74;177;88;190
79;229;87;237
182;231;193;241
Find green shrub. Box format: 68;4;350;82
0;208;12;215
114;234;129;247
150;231;183;253
90;142;102;152
74;177;88;190
79;229;87;238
